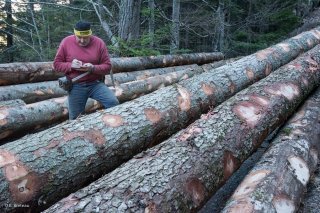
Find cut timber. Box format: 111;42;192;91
0;99;25;110
0;66;203;141
0;52;224;85
0;64;201;103
300;162;320;212
110;52;224;73
44;45;320;213
222;87;320;213
0;81;67;104
1;30;320;211
104;64;200;86
0;62;62;86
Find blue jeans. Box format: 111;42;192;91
68;81;119;120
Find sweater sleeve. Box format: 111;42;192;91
93;41;112;75
53;39;72;74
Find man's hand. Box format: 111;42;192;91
77;63;94;72
71;59;82;69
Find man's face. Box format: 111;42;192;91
76;35;91;46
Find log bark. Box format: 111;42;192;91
0;81;67;104
0;52;224;85
44;45;320;213
0;64;200;103
299;163;320;212
0;99;25;110
222;87;320;213
0;29;320;211
0;66;203;141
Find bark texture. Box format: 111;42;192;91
0;66;203;141
0;81;67;104
110;52;224;73
0;64;200;103
44;45;320;213
0;62;62;86
299;163;320;213
222;87;320;213
0;29;320;211
105;64;200;86
0;100;25;110
0;53;224;85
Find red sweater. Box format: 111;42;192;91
53;35;112;83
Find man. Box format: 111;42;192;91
54;20;119;120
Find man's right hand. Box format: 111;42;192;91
71;59;82;69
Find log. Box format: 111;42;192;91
0;99;25;110
110;52;224;73
0;66;204;141
0;64;200;104
0;52;224;85
44;45;320;213
300;163;320;212
0;81;67;104
0;29;320;211
221;87;320;213
104;64;200;86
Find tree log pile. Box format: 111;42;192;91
44;44;320;213
0;52;224;85
0;27;320;213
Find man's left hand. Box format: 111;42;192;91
75;63;94;72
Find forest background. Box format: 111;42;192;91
1;0;320;63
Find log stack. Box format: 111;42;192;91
44;44;320;213
0;27;320;213
0;52;224;85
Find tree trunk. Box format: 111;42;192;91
44;45;320;213
0;29;320;211
170;0;180;54
148;0;155;48
118;0;142;41
91;0;119;50
0;52;224;85
0;65;203;141
0;64;200;103
4;0;14;62
222;87;320;212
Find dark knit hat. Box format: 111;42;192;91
74;21;92;36
74;21;91;31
